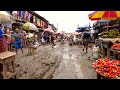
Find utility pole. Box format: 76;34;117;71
77;24;79;29
89;22;91;30
57;23;58;30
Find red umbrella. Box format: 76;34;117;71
55;32;61;35
44;28;54;33
73;32;81;35
88;11;120;30
89;11;120;20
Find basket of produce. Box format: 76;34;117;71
93;58;120;78
111;43;120;51
100;29;120;38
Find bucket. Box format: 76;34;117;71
92;51;99;59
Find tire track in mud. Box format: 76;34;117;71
15;44;62;79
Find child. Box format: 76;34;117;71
42;37;45;45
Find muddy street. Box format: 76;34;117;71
14;41;97;79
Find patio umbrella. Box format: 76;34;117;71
0;11;16;24
73;32;81;35
22;22;38;32
89;11;120;20
44;28;54;33
55;31;61;35
88;11;120;30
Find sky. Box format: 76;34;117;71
35;11;96;33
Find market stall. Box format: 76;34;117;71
22;22;39;54
89;11;120;79
72;32;82;45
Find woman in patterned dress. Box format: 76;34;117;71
13;28;23;53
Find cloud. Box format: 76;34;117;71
35;11;95;33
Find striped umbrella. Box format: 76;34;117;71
44;28;54;33
88;11;120;30
89;11;120;20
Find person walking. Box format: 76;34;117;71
82;29;91;53
73;35;76;45
60;35;64;45
0;24;6;53
47;35;50;44
43;33;47;45
13;28;23;53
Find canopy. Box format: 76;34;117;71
88;11;120;30
73;32;81;35
88;11;120;20
44;28;54;33
0;11;16;24
22;22;38;32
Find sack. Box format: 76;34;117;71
93;46;99;52
92;51;99;59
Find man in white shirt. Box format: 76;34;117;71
73;35;76;45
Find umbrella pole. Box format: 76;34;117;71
107;21;109;31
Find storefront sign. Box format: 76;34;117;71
40;19;43;27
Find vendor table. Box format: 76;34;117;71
110;49;120;60
99;38;120;59
0;51;16;79
99;38;120;43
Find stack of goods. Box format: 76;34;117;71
111;43;120;50
100;29;120;38
26;33;34;42
93;58;120;78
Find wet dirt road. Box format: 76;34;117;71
52;43;97;79
15;41;97;79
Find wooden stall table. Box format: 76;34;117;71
110;49;120;59
27;40;36;54
0;51;16;79
99;38;120;59
96;71;120;79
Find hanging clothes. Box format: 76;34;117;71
30;15;33;23
21;11;25;20
44;22;47;29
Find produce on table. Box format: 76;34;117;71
100;29;120;38
111;43;120;50
93;58;120;78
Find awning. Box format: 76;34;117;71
12;22;24;26
7;12;16;23
38;27;44;31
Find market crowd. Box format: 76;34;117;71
0;24;68;54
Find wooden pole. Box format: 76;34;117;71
107;21;109;31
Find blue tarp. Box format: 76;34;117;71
97;20;109;23
77;27;90;29
76;29;85;32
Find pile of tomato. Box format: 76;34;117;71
93;58;120;78
111;43;120;50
